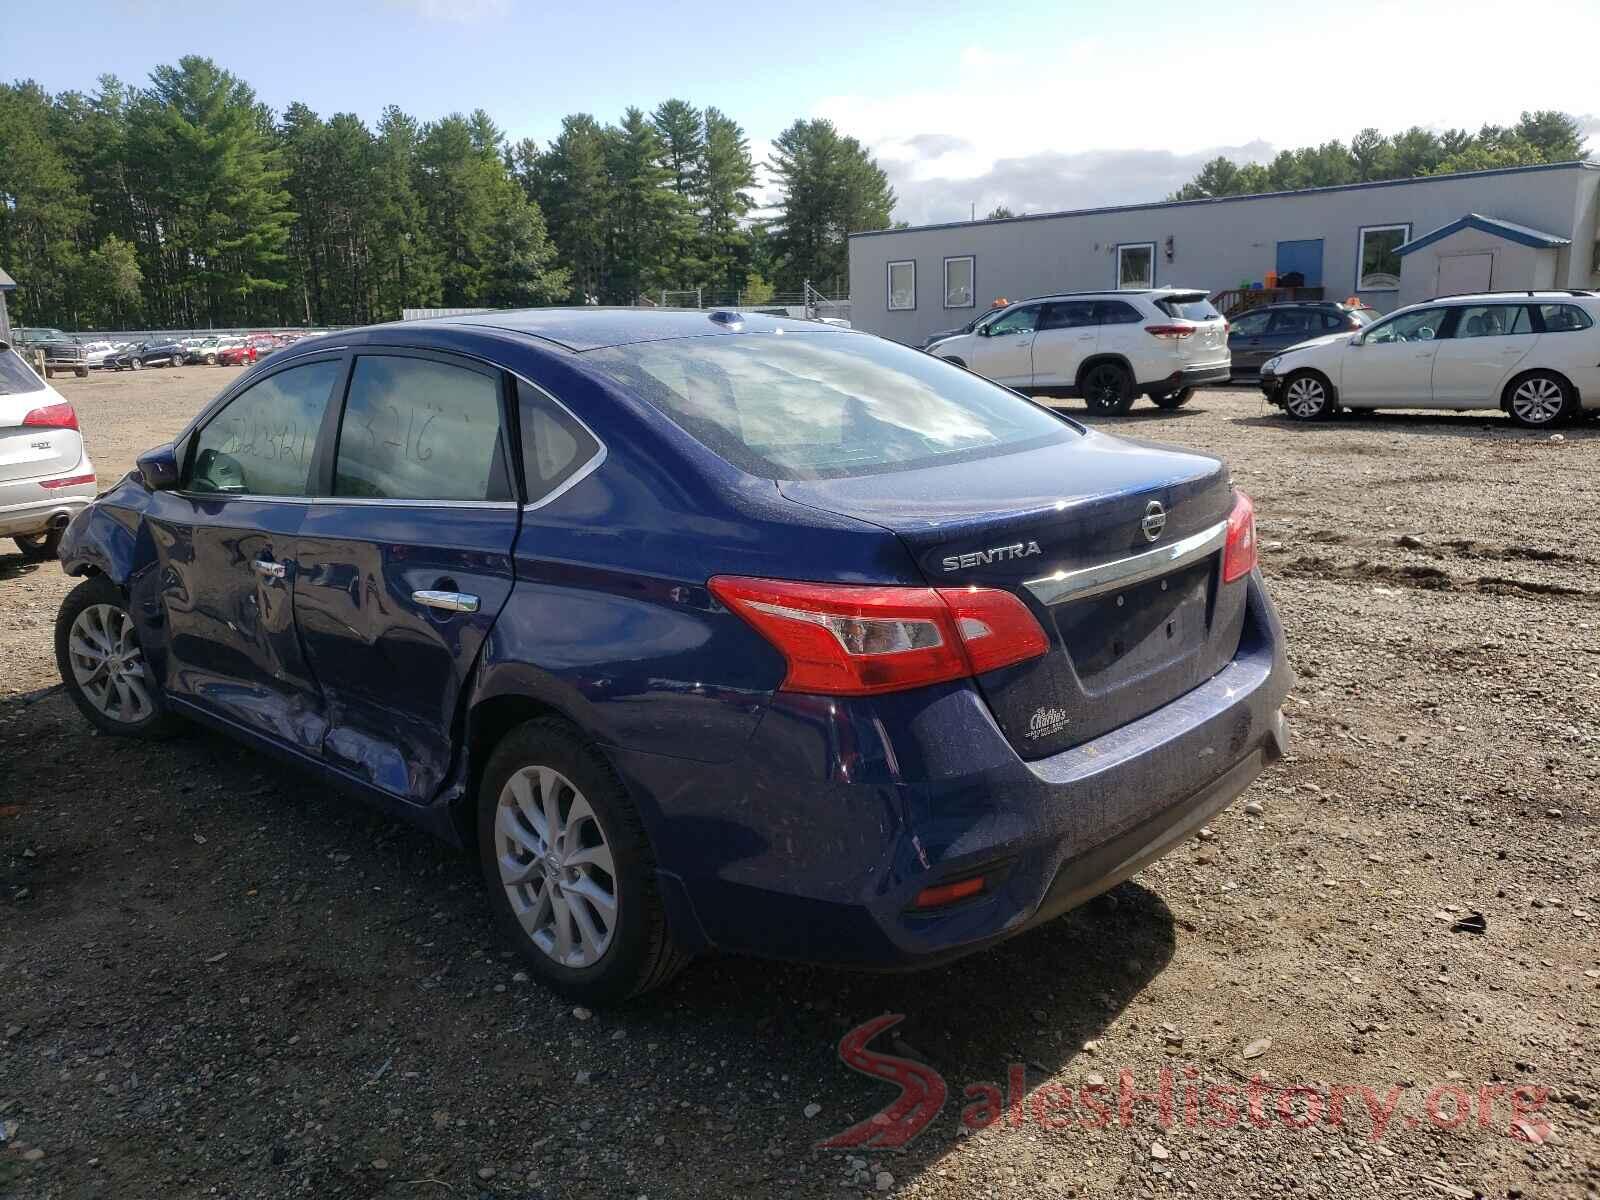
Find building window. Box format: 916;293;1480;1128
1356;224;1409;291
943;256;975;309
1116;243;1155;289
887;261;916;311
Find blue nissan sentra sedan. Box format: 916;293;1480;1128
54;309;1291;1003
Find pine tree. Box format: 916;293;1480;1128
767;118;894;294
0;81;89;325
538;114;611;302
696;107;756;297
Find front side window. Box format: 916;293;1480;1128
1364;307;1447;345
1536;303;1594;333
1117;243;1155;289
1357;225;1408;291
1454;305;1532;338
334;356;510;502
0;349;45;396
888;261;916;311
1229;311;1271;337
987;305;1040;336
943;256;974;309
585;332;1077;481
186;360;340;495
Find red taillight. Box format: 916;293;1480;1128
1144;324;1196;339
1222;490;1258;583
708;576;1050;696
40;472;96;489
915;876;986;908
21;402;79;431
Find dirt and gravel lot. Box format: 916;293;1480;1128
2;366;1597;1200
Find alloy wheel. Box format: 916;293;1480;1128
67;603;154;724
1285;376;1328;418
1510;377;1565;425
494;765;618;968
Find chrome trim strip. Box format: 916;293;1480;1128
1023;519;1228;607
172;492;516;509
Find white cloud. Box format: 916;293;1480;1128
812;1;1600;226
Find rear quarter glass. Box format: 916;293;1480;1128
0;350;48;397
583;332;1080;481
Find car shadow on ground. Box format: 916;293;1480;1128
1;699;1177;1194
0;551;47;582
1230;409;1600;439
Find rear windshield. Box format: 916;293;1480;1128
586;332;1078;480
0;349;46;397
1155;295;1222;322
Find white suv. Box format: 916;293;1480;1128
1259;290;1600;428
0;343;98;560
924;288;1231;414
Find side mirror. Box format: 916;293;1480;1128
1350;332;1365;347
137;443;181;491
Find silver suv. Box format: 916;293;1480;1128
925;288;1231;413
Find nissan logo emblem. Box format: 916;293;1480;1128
1141;501;1167;542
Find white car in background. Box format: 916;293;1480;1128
1259;290;1600;428
926;288;1231;413
0;343;97;560
81;341;124;368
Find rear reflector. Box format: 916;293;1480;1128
40;472;96;489
914;876;986;908
1222;490;1258;583
21;402;79;431
1144;324;1196;339
708;576;1049;696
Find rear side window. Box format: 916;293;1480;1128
0;349;45;396
1094;300;1143;325
187;360;340;495
1038;301;1096;331
1536;304;1593;333
1229;311;1270;336
586;332;1077;481
334;356;511;502
1154;295;1222;321
1268;309;1319;337
1454;305;1533;337
519;380;601;504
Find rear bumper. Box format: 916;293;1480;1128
614;570;1293;967
0;486;96;538
1144;362;1231;391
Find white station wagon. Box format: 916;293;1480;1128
1259;290;1600;428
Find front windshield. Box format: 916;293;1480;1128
586;331;1077;480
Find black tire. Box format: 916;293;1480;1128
74;366;88;378
55;575;185;739
1281;370;1335;421
130;357;144;371
204;353;217;366
1151;386;1195;410
1081;362;1135;415
13;528;63;561
1504;370;1575;429
169;355;184;368
938;356;966;369
477;717;688;1004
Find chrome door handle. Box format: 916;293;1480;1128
413;589;480;614
252;558;287;580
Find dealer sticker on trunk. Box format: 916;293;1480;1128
1026;706;1071;740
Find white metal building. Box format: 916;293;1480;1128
848;161;1600;345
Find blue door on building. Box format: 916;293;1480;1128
1275;239;1324;287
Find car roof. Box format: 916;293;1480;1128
410;307;838;353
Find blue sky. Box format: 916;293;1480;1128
9;0;1597;225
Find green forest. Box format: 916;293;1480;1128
0;57;896;330
1168;111;1587;201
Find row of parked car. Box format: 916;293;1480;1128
921;288;1600;428
8;328;307;377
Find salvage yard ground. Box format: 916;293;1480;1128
1;367;1597;1199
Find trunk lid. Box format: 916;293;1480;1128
778;431;1249;758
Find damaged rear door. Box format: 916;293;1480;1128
293;349;520;804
